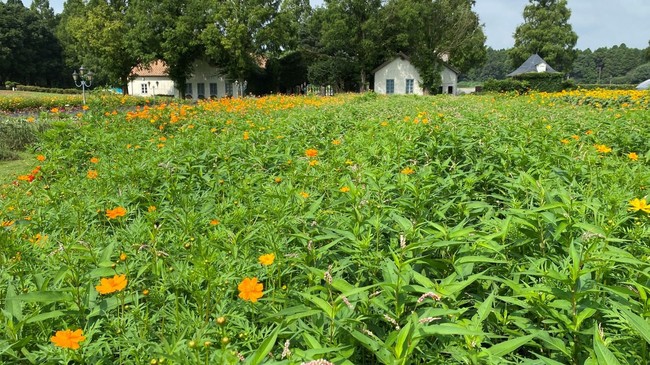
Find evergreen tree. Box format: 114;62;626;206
510;0;577;72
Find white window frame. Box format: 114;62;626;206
386;79;394;94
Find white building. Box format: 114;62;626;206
373;53;458;95
128;60;176;97
128;60;236;100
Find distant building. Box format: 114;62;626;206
128;60;235;100
372;53;459;95
507;54;559;77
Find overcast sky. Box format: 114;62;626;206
19;0;650;50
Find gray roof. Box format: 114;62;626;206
507;54;559;77
637;79;650;90
372;52;459;75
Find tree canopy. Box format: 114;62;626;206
510;0;578;72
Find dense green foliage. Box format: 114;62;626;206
510;0;578;72
0;0;68;88
464;45;649;86
1;0;485;94
2;91;650;364
482;78;530;93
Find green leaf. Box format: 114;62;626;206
300;293;334;317
417;323;485;337
4;283;22;322
394;321;412;359
593;326;621;365
482;333;536;358
619;309;650;345
11;291;72;304
245;326;279;365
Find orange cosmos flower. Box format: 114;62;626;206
243;131;250;140
90;157;99;164
238;277;263;302
95;274;128;294
82;105;89;111
305;149;318;158
148;206;157;212
87;170;98;179
628;152;639;161
106;206;127;219
300;191;309;198
339;186;350;193
401;167;415;175
50;107;59;113
36;154;46;162
258;253;275;266
51;329;86;350
210;219;220;226
274;177;282;183
571;135;580;140
629;198;650;213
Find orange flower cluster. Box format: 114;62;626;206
51;329;86;350
96;274;128;294
106;206;127;219
17;166;41;183
305;149;318;158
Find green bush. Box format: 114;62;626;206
482;78;530;93
513;72;566;92
15;84;81;95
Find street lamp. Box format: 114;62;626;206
72;66;94;105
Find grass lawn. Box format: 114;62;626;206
0;152;33;183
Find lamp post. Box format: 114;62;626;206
72;66;94;105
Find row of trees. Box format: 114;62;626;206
464;44;650;85
1;0;487;94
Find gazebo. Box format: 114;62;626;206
507;54;559;77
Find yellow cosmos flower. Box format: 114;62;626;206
258;253;275;266
594;144;612;153
629;198;650;213
300;191;309;198
95;274;128;294
628;152;639;161
339;186;350;193
401;167;415;175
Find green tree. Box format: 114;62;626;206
463;48;509;81
58;0;139;93
201;0;279;84
644;40;650;62
0;0;66;87
510;0;577;72
380;0;486;91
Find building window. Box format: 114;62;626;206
225;81;233;96
209;83;218;98
447;86;454;94
386;79;394;94
186;83;193;99
141;83;148;94
197;83;205;99
405;79;414;94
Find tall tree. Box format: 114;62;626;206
201;0;280;84
510;0;577;72
380;0;486;92
58;0;139;93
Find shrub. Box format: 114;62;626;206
513;72;566;92
482;78;530;93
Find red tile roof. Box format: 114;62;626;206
130;60;169;77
